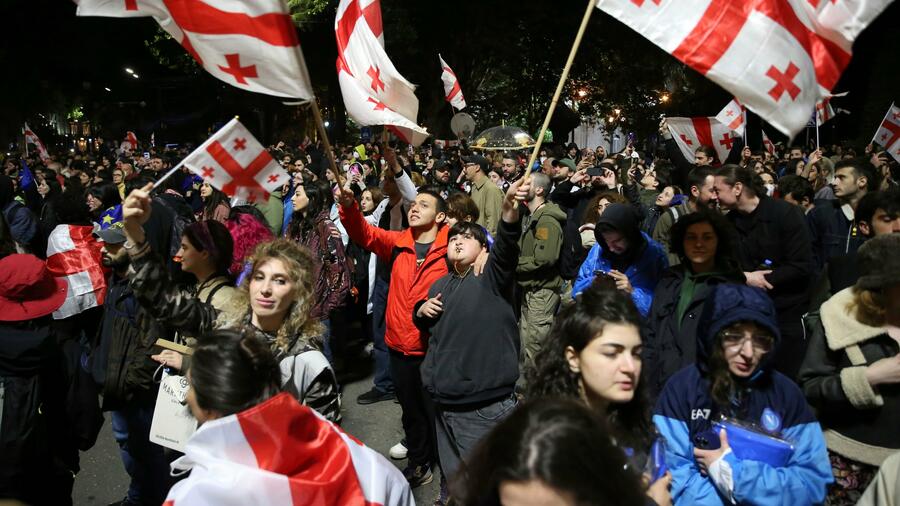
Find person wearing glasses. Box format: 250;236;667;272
653;283;832;505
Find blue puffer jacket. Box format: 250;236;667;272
572;231;668;316
652;284;832;505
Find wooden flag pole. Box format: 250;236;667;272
309;100;344;187
523;0;596;181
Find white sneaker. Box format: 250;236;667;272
389;440;408;460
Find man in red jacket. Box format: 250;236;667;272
338;183;448;489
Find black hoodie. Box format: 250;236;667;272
594;203;647;272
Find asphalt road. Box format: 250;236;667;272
72;371;440;505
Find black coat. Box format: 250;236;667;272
806;199;866;270
549;180;601;280
642;266;743;399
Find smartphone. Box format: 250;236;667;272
348;163;362;178
143;152;150;159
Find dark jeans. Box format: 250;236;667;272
111;397;172;505
436;395;518;481
389;350;437;469
371;277;393;393
774;311;807;380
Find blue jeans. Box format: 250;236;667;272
321;317;333;363
435;395;518;480
370;277;393;393
111;398;172;505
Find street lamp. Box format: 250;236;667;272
660;92;670;103
324;121;330;127
132;74;140;79
125;68;134;74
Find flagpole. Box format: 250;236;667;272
522;0;596;182
308;100;344;187
815;121;820;150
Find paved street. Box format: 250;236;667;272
73;371;440;505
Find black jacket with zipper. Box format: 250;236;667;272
414;219;521;405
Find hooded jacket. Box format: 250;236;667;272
572;204;668;315
340;200;449;356
798;287;900;466
653;284;832;505
517;201;566;290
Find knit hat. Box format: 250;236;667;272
856;234;900;290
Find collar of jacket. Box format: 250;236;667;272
821;287;884;349
395;223;449;253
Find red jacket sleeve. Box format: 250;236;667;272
338;201;399;261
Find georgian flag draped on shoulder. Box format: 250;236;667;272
873;103;900;163
667;117;737;165
439;54;466;110
335;0;429;146
163;393;414;506
595;0;894;138
46;225;106;319
23;123;50;163
76;0;314;100
181;118;288;204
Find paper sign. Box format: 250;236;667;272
149;371;197;452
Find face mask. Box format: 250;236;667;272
764;183;775;196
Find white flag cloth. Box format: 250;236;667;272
439;54;466;110
873;103;900;163
667;117;737;165
181;118;288;203
335;0;429;146
595;0;893;138
46;225;107;319
762;129;776;155
76;0;313;100
815;92;848;126
125;131;138;150
163;393;414;506
715;98;745;137
23;123;50;162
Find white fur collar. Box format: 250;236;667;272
820;287;885;350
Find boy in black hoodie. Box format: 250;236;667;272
414;178;529;484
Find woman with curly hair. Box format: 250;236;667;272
120;184;340;422
527;280;672;506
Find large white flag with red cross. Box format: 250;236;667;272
873;103;900;163
181;118;288;203
667;117;737;165
335;0;429;146
46;225;107;319
595;0;894;138
439;54;466;110
76;0;314;100
23;123;51;163
162;393;414;506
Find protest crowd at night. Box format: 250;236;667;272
1;0;899;505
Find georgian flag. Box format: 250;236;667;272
46;225;107;319
76;0;314;100
762;129;776;155
23;123;50;162
873;103;900;163
667;117;737;165
125;131;139;150
335;0;429;146
595;0;894;138
439;54;466;110
163;393;414;506
715;98;745;137
181;118;288;203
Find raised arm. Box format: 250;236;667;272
335;184;400;261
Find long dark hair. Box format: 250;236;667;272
454;398;645;506
87;183;121;211
669;207;741;273
289;180;332;240
527;280;653;452
716;164;766;198
201;183;230;220
189;330;281;417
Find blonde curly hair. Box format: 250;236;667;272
232;238;323;352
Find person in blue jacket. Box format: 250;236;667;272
653;283;832;505
572;202;668;316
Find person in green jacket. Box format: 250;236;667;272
517;172;566;367
253;188;284;236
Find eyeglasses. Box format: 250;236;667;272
721;331;774;353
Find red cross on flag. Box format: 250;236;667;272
815;92;848;126
873;103;900;163
595;0;894;138
715;98;746;137
76;0;314;100
181;118;288;204
667;117;736;165
46;225;107;319
439;54;466;111
335;0;429;146
23;123;50;163
762;129;776;155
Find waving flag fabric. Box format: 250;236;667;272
23;123;50;162
163;393;414;506
439;54;466;110
715;98;745;136
873;103;900;163
667;116;737;165
76;0;314;100
595;0;894;137
46;225;106;319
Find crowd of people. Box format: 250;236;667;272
0;125;898;506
